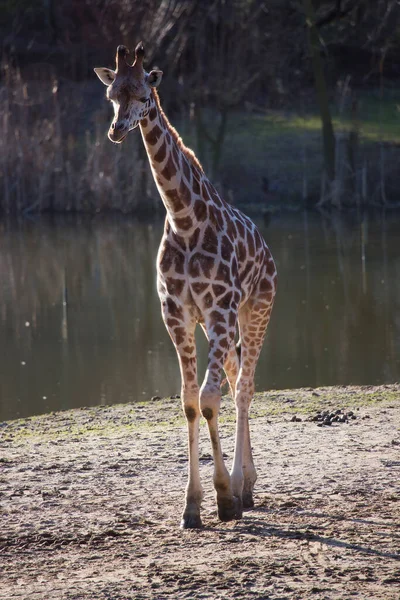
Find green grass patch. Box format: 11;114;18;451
2;384;398;445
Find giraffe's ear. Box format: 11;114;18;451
94;68;116;86
147;70;163;88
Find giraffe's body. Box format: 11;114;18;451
95;44;277;528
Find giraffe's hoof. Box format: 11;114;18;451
242;492;255;510
180;512;202;529
218;496;243;522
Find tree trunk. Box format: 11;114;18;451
303;0;336;183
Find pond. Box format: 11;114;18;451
1;211;399;421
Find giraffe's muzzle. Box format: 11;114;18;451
108;122;128;143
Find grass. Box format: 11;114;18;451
211;88;400;208
232;89;400;143
2;384;399;444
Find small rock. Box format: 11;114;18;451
151;396;161;401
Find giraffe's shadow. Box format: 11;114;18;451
204;504;400;561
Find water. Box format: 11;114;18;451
1;211;399;421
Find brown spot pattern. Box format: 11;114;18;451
185;406;197;422
216;262;230;282
210;310;225;323
166;317;180;328
193;173;200;195
213;324;227;336
206;181;223;207
226;220;237;238
166;278;185;296
202;226;219;254
172;232;186;252
179;179;192;206
237;241;246;264
165;189;185;212
148;106;157;121
260;278;273;293
267;258;276;276
172;144;180;166
236;221;245;238
182;157;191;183
221;236;234;262
182;345;194;355
193;199;207;222
188;228;200;252
202;407;213;421
175;215;193;231
160;243;185;275
212;284;226;297
191;282;208;295
203;292;213;307
154;140;166;163
201;181;211;200
247;228;255;257
161;155;177;181
174;326;185;345
240;262;254;284
217;291;233;309
189;253;214;279
146;124;162;146
166;298;183;318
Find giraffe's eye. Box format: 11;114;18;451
139;96;148;103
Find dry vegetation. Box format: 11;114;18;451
0;0;399;212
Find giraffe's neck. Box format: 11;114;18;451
139;90;205;236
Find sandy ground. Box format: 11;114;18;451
1;384;399;600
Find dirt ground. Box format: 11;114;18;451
1;384;399;600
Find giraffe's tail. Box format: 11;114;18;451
235;340;242;365
220;340;242;392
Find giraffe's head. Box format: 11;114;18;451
94;42;163;143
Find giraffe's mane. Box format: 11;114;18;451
152;88;204;174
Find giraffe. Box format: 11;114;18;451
95;43;277;529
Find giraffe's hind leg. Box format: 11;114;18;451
231;267;276;510
223;343;240;398
200;313;242;522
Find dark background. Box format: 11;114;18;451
1;0;399;213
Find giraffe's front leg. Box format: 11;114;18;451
161;300;203;529
200;318;242;522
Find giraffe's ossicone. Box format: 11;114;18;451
95;42;277;529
